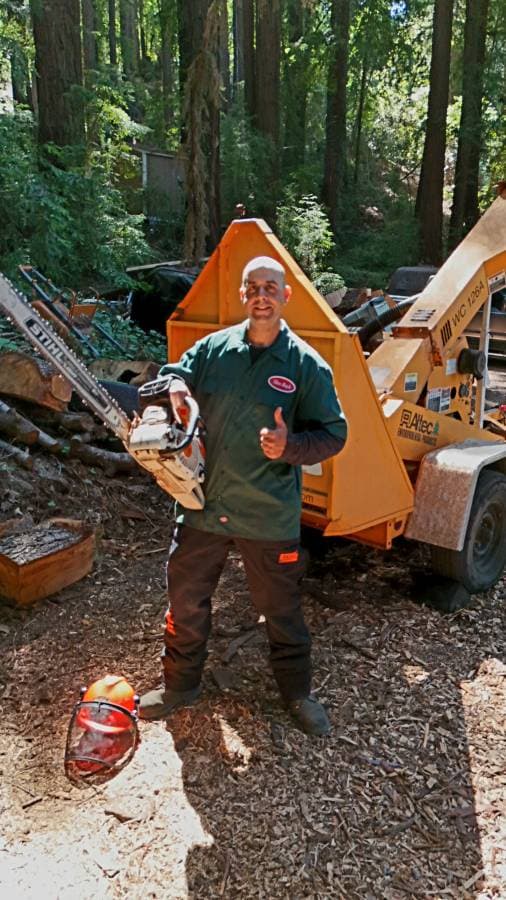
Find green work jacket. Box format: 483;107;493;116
159;320;347;540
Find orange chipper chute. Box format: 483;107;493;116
65;675;140;785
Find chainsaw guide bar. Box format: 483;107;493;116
0;274;205;509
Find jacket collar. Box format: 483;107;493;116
226;320;290;362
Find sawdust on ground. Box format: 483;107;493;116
0;428;505;899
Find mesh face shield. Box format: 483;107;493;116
64;697;139;786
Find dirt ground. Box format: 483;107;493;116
0;372;505;900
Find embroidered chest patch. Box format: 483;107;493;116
268;375;296;393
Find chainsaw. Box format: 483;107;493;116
0;274;205;509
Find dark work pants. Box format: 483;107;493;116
162;525;311;701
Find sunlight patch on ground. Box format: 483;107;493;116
216;713;253;773
460;657;506;899
402;663;430;685
0;727;212;899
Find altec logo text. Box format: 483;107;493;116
398;409;440;446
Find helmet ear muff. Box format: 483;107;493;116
65;677;139;786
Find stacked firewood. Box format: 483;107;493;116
0;351;138;477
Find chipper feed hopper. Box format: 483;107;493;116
166;196;506;601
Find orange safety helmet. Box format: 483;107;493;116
76;675;137;734
65;674;140;785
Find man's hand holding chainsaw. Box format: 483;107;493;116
169;381;192;423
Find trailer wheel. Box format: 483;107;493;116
430;470;506;593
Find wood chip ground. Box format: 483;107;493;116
0;428;505;898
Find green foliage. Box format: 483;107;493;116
313;271;345;296
220;99;278;222
333;197;420;289
276;192;335;279
0;111;150;286
91;308;166;363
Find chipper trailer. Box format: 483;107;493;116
0;196;505;612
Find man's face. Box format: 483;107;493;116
240;266;291;326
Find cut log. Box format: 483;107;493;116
69;436;137;476
0;438;33;470
0;399;64;453
25;407;108;440
0;350;72;411
0;518;95;606
0;399;39;445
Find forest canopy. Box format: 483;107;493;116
0;0;504;291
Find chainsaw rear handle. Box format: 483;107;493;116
172;396;201;453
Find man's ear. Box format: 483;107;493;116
239;286;247;304
283;285;292;304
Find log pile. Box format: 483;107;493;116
0;350;139;478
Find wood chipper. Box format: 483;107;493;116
164;196;506;604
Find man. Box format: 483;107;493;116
140;256;347;735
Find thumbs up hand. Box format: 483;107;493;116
260;406;288;459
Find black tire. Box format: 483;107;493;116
430;469;506;593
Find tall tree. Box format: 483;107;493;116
108;0;118;65
119;0;139;77
449;0;490;248
30;0;85;147
243;0;255;120
82;0;98;75
322;0;351;236
415;0;454;264
177;0;209;94
218;0;230;106
233;0;244;93
255;0;280;146
254;0;280;222
138;0;148;68
159;0;175;133
283;0;308;171
182;0;222;258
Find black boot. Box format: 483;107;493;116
139;685;201;720
287;696;330;736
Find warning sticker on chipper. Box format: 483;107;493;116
404;372;418;392
427;387;451;413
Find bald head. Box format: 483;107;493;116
242;256;286;289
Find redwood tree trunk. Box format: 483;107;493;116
179;0;221;252
254;0;280;222
242;0;255;120
31;0;85;148
82;0;98;74
119;0;139;77
449;0;489;248
159;0;174;133
322;0;350;236
108;0;117;65
255;0;280;147
218;0;231;107
353;53;368;185
415;0;454;264
283;0;307;171
233;0;244;94
177;0;209;94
